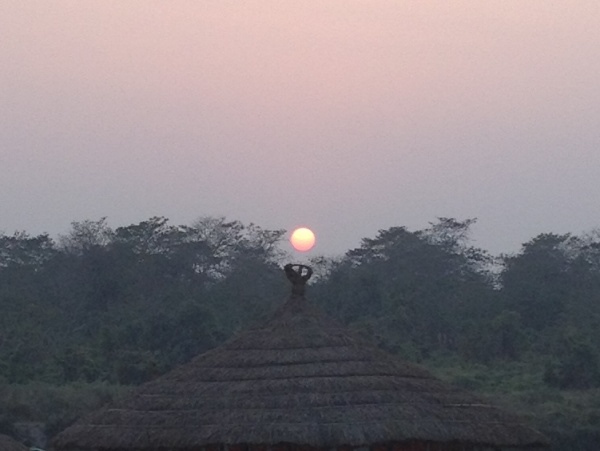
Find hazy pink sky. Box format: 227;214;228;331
2;1;600;256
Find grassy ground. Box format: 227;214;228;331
425;357;600;451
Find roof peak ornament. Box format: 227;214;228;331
284;263;313;297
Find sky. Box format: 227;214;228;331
1;1;600;257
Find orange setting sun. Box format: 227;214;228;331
290;227;316;252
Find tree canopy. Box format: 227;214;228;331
2;216;600;449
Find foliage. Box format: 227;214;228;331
0;216;287;385
311;219;497;360
544;331;600;389
2;216;600;449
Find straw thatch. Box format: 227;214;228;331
0;434;28;451
53;274;548;451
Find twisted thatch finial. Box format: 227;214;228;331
284;263;313;297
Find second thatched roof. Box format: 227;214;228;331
53;274;548;450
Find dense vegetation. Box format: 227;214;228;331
1;216;600;449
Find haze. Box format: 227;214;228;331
2;1;599;256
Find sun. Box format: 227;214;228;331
290;227;316;252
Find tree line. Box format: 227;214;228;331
312;219;600;390
1;216;599;389
2;215;600;448
0;217;287;385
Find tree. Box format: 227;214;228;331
0;231;55;269
312;220;496;358
500;233;573;331
58;218;114;255
544;330;600;389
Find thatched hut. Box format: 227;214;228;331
0;434;29;451
53;264;548;451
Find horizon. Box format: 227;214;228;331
2;1;599;259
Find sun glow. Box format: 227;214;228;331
290;227;316;252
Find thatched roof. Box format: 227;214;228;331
53;265;548;450
0;434;28;451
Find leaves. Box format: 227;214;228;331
3;216;600;449
0;216;286;385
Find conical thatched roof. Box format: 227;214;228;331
0;434;28;451
54;265;548;451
